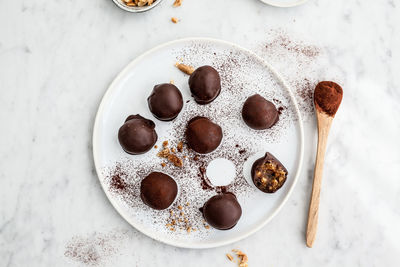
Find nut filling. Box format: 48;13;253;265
251;152;288;193
254;162;286;192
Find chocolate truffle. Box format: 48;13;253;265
242;94;279;130
147;83;183;121
188;65;221;104
140;172;178;210
118;114;157;155
186;116;222;154
251;152;288;193
202;193;242;230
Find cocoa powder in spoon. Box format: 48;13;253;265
314;81;343;116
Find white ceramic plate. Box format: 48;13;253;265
260;0;309;7
93;38;304;248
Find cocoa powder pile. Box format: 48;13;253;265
314;81;343;116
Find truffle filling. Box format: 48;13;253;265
253;161;287;192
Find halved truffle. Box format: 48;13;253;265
140;172;178;210
202;193;242;230
185;116;222;154
251;152;288;193
188;65;221;105
118;114;157;155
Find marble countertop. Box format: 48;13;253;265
1;0;399;266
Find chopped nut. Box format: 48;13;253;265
161;162;166;167
175;63;194;75
157;144;183;168
187;227;192;233
177;141;183;152
154;145;158;149
178;205;183;210
167;154;183;167
204;225;210;229
157;147;170;158
171;17;179;23
171;147;176;153
226;253;234;262
170;80;175;84
232;250;248;267
123;0;154;7
173;0;182;7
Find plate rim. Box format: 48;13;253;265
92;37;305;249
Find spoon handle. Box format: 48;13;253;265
306;112;333;247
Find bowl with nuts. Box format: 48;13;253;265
112;0;163;13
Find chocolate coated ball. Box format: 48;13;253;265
186;116;222;154
251;152;288;193
242;94;279;130
202;193;242;230
147;83;183;121
118;114;157;155
140;172;178;210
188;65;221;105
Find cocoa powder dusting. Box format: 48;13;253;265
64;231;125;266
261;29;323;119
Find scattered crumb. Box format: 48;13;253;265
170;80;175;84
177;141;183;152
171;17;179;23
161;162;166;168
157;141;183;167
173;0;182;7
154;145;158;149
167;154;183;167
175;63;194;75
232;249;248;267
226;253;234;262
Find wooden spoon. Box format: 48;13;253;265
306;81;343;248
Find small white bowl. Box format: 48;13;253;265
259;0;309;7
112;0;164;13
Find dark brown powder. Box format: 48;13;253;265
314;81;343;116
64;231;124;266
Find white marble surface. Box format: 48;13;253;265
1;0;400;266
